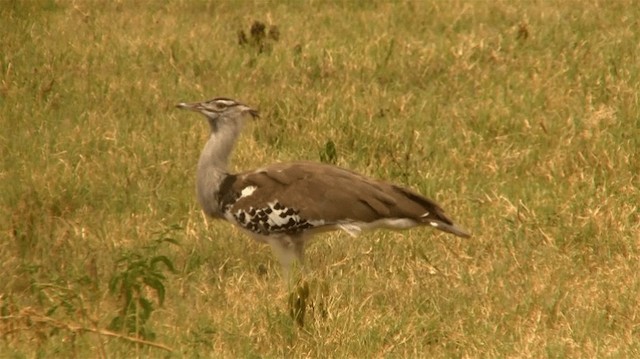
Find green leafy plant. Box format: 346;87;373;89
288;280;309;327
288;279;330;328
319;140;338;164
108;233;178;340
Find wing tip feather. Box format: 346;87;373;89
430;220;472;238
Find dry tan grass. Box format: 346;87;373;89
1;0;639;357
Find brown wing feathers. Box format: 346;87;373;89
227;161;469;238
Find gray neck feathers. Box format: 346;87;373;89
196;119;243;217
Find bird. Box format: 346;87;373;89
176;97;470;272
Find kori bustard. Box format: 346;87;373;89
176;97;470;270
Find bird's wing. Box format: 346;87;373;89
223;161;470;238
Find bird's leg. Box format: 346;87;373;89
267;235;307;283
292;236;306;265
267;235;311;327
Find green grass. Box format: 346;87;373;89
1;0;639;357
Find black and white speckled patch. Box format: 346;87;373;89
228;201;324;236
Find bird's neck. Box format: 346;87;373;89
196;124;242;217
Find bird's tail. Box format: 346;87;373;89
394;185;471;238
427;218;471;238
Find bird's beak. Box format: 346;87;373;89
176;102;202;111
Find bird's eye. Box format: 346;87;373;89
209;99;237;112
205;101;223;111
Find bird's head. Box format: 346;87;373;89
176;97;259;132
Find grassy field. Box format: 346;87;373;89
1;0;639;357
